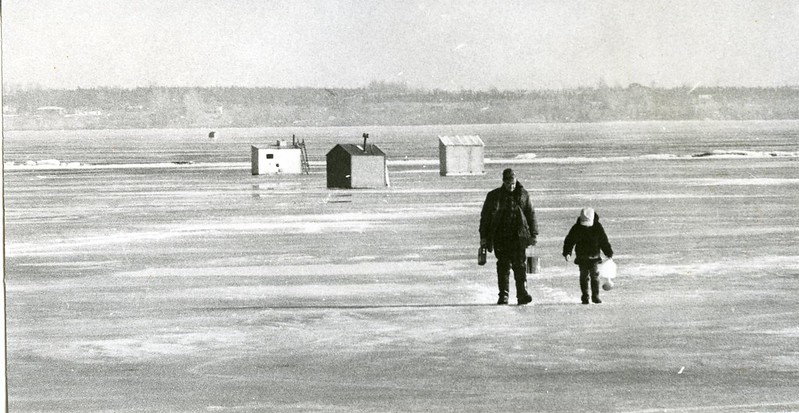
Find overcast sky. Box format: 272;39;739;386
3;0;799;91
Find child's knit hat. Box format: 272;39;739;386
579;208;595;227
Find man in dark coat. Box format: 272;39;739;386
562;208;614;304
480;168;538;305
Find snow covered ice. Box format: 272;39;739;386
4;121;799;412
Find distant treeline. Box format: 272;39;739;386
4;82;799;130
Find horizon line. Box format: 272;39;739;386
6;83;799;93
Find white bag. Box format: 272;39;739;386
597;258;617;290
597;258;617;279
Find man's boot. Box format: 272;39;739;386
516;278;532;305
591;277;602;304
497;273;510;305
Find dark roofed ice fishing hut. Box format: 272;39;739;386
326;134;388;189
438;135;485;176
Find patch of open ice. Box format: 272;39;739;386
176;282;435;300
6;231;180;256
536;285;575;304
52;329;249;362
118;260;447;278
565;192;763;201
620;255;799;279
760;327;799;338
687;178;799;186
640;154;679;160
4;161;247;171
6;210;467;256
348;256;379;261
514;153;537;159
391;169;441;174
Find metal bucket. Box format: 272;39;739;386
526;256;541;274
525;246;540;274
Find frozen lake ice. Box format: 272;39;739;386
4;121;799;411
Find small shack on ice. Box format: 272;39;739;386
251;137;309;175
438;135;485;176
326;134;388;189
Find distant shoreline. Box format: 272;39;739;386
4;85;799;131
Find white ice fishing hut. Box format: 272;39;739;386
438;135;485;176
251;140;303;175
326;134;388;189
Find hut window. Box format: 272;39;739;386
266;154;274;159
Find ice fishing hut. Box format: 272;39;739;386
438;135;485;176
326;134;388;189
251;137;309;175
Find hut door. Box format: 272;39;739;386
263;153;280;174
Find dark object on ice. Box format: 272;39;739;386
326;140;388;189
208;131;216;139
172;161;194;165
479;168;538;305
692;150;749;158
